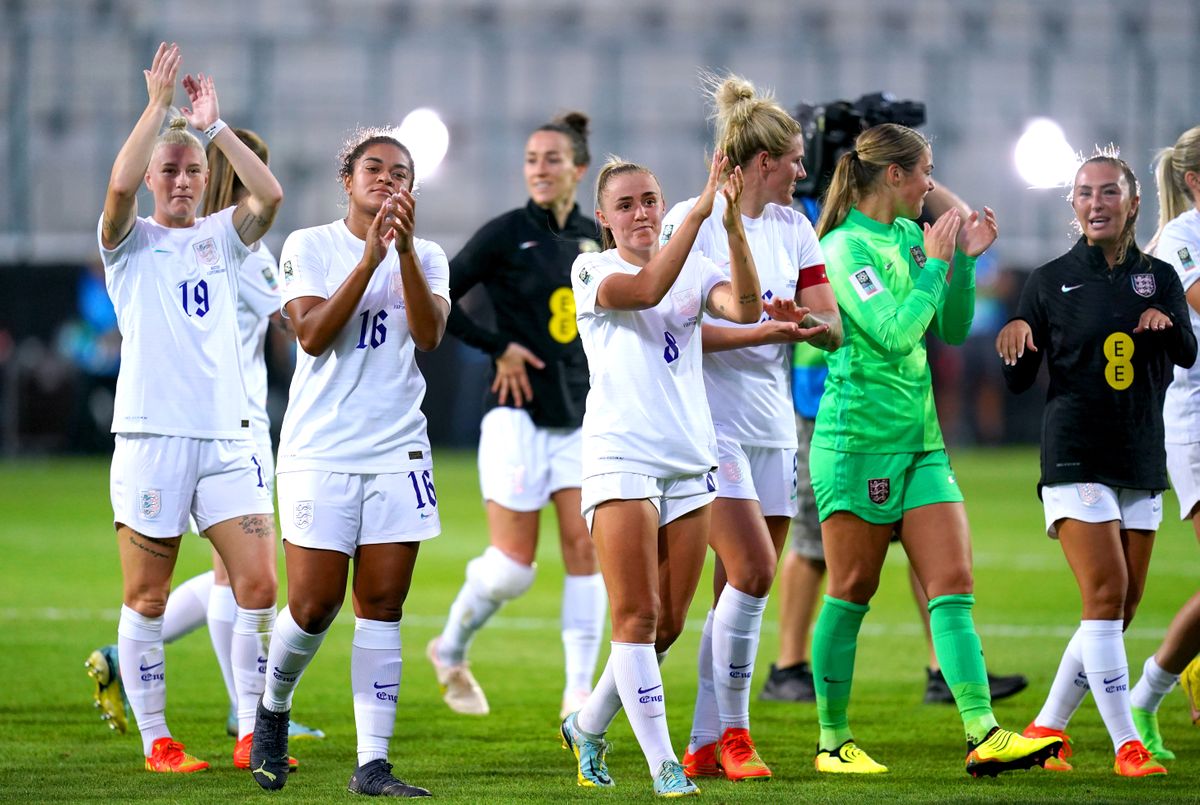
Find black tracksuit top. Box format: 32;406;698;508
446;200;600;428
1004;237;1197;492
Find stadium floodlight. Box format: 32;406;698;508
1013;117;1079;189
396;108;450;184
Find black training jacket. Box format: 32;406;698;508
447;200;600;428
1004;237;1197;491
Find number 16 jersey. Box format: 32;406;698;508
276;220;450;475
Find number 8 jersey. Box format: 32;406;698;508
1003;237;1196;491
572;248;726;480
275;220;450;474
99;208;252;438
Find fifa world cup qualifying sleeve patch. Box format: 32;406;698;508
850;265;883;301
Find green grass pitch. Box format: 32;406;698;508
1;447;1197;803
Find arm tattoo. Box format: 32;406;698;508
738;293;758;305
235;211;271;239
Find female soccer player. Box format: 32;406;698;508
663;74;841;783
559;152;761;798
97;43;283;773
1003;154;1196;777
428;112;604;720
249;129;447;797
809;123;1060;777
1128;125;1200;758
87;127;322;749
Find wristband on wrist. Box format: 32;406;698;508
203;119;228;141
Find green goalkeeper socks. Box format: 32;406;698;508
813;595;869;750
928;593;998;745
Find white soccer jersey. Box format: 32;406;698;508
662;196;824;448
1156;209;1200;444
237;243;281;443
573;248;726;479
99;208;252;439
275;220;450;474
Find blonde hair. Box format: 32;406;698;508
593;156;658;250
705;72;802;171
201;128;268;216
815;123;929;239
1074;152;1142;266
153;111;206;164
1149;125;1200;250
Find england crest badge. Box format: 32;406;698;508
867;478;890;504
1131;273;1156;298
294;500;314;530
193;238;219;267
139;489;162;520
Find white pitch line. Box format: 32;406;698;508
1;607;1168;640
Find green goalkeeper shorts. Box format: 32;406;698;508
810;446;963;524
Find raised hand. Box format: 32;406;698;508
491;342;546;407
996;319;1037;365
1133;307;1173;333
721;166;745;231
958;206;998;257
361;196;397;273
180;72;220;131
390;189;416;255
922;208;962;264
144;42;181;109
693;151;730;220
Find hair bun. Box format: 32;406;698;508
715;76;755;112
165;108;189;131
556;111;590;138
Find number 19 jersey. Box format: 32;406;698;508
99;208;251;439
572;248;726;479
276;220;450;474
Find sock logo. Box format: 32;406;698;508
637;683;663;704
729;661;753;679
373;682;399;689
272;666;299;683
823;676;849;685
1104;673;1127;693
1103;674;1125;685
257;655;268;674
139;661;164;672
1073;672;1090;690
140;659;165;682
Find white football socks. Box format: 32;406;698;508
1035;626;1090;730
232;605;275;738
562;573;606;695
1080;619;1139;751
261;606;327;713
118;604;170;755
207;583;238;709
160;571;213;642
610;641;676;776
352;618;402;766
686;610;719;754
712;585;767;732
1130;654;1180;713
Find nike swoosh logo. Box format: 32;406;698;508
823;676;849;684
729;662;753;670
373;681;400;689
1061;284;1083;293
1103;674;1125;685
139;661;164;672
637;684;662;695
